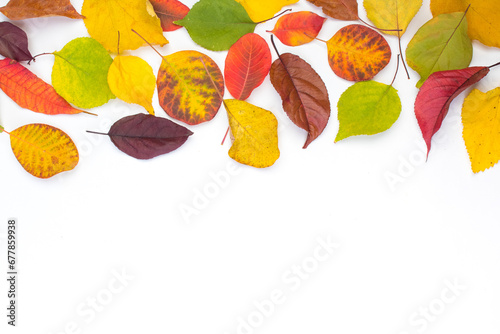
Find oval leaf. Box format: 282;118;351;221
306;0;358;21
157;50;224;125
406;12;472;88
225;99;280;168
335;81;401;142
108;55;156;114
52;37;115;109
150;0;190;32
364;0;422;36
0;0;84;20
415;66;490;156
269;11;326;46
270;52;330;148
0;22;33;62
0;58;82;115
327;24;391;82
225;33;271;100
91;114;193;160
9;123;79;178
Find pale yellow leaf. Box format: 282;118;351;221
364;0;422;36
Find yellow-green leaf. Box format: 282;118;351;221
108;55;156;114
462;87;500;173
9;123;79;178
82;0;168;52
364;0;422;36
235;0;299;23
225;99;280;168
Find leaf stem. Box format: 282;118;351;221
86;130;108;136
488;61;500;69
117;31;121;55
397;30;410;79
221;126;230;145
390;54;400;87
28;52;54;65
254;8;292;24
131;29;167;62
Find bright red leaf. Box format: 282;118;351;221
225;33;271;100
149;0;190;32
269;11;326;46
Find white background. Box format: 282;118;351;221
1;0;500;333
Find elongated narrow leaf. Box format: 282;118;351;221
406;12;472;88
0;22;33;62
336;81;401;141
225;99;279;168
157;50;224;125
415;66;489;156
306;0;358;21
269;11;326;46
225;33;271;100
270;52;330;148
150;0;190;31
52;37;115;109
0;58;82;115
364;0;422;36
9;123;79;178
175;0;256;51
91;114;193;160
327;24;391;82
462;88;500;173
0;0;84;19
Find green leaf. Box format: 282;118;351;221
52;37;115;109
175;0;256;51
406;12;472;88
335;81;401;142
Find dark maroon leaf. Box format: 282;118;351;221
88;114;193;159
0;22;33;62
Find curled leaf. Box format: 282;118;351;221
270;52;330;148
225;99;280;168
0;22;33;62
0;0;84;20
150;0;190;32
327;24;391;82
8;123;79;178
225;33;271;100
0;58;83;115
89;114;193;160
269;11;326;46
306;0;358;21
415;66;489;156
157;50;224;125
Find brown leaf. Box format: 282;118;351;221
0;0;84;20
307;0;358;21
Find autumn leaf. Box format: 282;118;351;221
270;46;330;148
82;0;168;53
175;0;256;51
235;0;298;23
327;24;391;82
0;0;84;20
225;99;279;168
269;11;326;46
157;50;224;125
431;0;500;49
0;58;83;115
335;81;401;142
462;88;500;173
88;114;193;160
225;33;271;100
414;67;489;156
150;0;190;31
4;123;79;178
406;12;472;88
52;37;115;109
0;22;33;62
364;0;422;36
108;55;156;114
306;0;358;21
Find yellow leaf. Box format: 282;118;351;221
82;0;168;52
108;55;156;114
225;99;280;168
235;0;298;22
364;0;422;36
431;0;500;48
462;88;500;173
9;123;79;178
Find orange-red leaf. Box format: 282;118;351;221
307;0;358;21
150;0;190;32
269;11;326;46
327;24;391;82
225;33;271;100
0;58;82;115
0;0;84;20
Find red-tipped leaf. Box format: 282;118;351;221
149;0;190;32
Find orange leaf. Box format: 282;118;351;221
327;24;391;81
269;11;326;46
225;33;271;100
150;0;190;32
7;123;79;178
0;0;84;20
0;58;83;115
